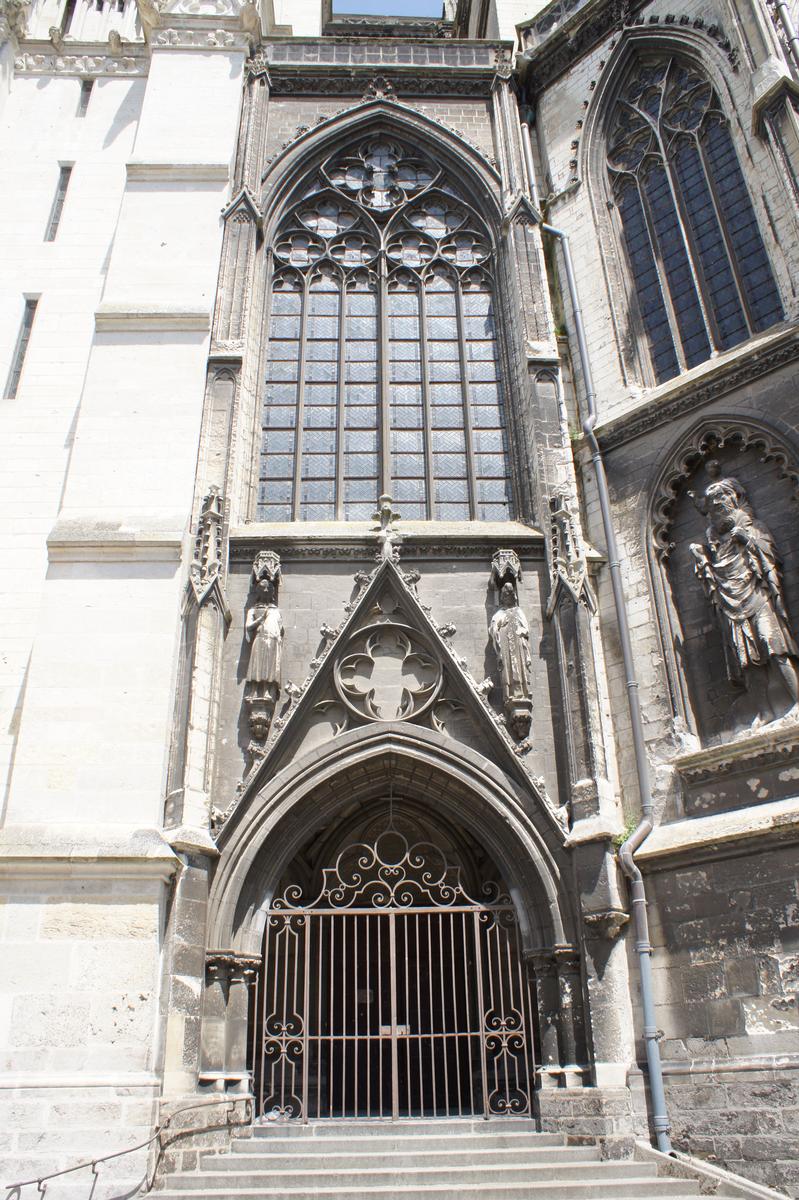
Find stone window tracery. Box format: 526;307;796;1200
258;137;514;522
606;56;784;386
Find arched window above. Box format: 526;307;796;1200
606;56;784;385
258;136;515;522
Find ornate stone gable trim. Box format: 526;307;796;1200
595;327;799;453
217;557;558;835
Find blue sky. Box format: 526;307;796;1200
332;0;443;14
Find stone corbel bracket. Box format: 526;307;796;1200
583;908;630;940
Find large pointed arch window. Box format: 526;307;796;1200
607;56;784;385
257;137;515;521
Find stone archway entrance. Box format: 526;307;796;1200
255;822;537;1121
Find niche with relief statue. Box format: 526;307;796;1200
650;422;799;815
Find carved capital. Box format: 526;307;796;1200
206;951;262;984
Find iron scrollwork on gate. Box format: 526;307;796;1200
257;830;536;1121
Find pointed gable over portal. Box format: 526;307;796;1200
217;556;563;836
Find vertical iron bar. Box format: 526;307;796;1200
414;913;423;1117
366;913;372;1118
437;910;450;1112
378;913;384;1118
474;911;490;1118
302;916;311;1122
427;912;437;1117
450;911;463;1117
389;912;399;1120
326;912;333;1118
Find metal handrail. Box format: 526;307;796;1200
4;1096;252;1200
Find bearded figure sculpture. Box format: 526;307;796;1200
689;467;799;722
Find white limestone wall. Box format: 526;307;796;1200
0;70;145;821
0;32;246;1192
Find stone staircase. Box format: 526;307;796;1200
156;1117;743;1199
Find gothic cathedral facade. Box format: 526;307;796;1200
1;0;799;1193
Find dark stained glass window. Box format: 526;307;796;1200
607;57;784;385
257;137;514;522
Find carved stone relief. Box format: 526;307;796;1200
689;465;799;722
654;426;799;744
489;549;533;741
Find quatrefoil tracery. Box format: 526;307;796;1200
270;137;493;284
334;625;443;723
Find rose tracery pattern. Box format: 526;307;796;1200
258;135;513;524
607;56;783;386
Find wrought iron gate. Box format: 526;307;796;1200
256;831;536;1121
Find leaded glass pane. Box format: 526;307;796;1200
263;406;297;428
436;502;470;520
303;406;337;428
392;406;424;429
262;430;295;454
346;407;378;428
345;454;379;477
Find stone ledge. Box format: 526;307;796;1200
126;161;230;183
635;795;799;867
94;304;211;332
48;516;184;562
229;520;545;559
673;719;799;785
0;1073;161;1090
591;323;799;452
0;826;180;881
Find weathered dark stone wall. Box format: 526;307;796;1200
663;1067;799;1196
639;844;799;1194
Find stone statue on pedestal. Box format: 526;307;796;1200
245;551;284;751
689;469;799;720
489;551;533;740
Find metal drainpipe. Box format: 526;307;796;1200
774;0;799;71
515;113;672;1152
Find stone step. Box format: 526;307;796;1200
247;1117;543;1138
155;1179;706;1200
211;1146;602;1170
171;1162;659;1190
235;1130;566;1153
